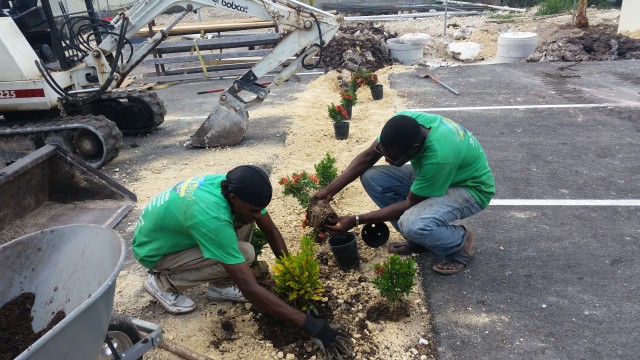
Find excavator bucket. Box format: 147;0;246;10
189;98;249;148
0;144;136;244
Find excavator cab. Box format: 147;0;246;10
1;0;341;165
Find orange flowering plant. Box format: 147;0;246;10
351;69;379;89
278;171;320;208
327;103;348;123
340;89;357;108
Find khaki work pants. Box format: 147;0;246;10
151;222;255;292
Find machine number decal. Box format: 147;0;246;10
0;90;16;99
0;89;46;99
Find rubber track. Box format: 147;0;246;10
100;89;166;135
0;115;123;168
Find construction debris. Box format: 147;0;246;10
321;24;397;72
530;24;640;62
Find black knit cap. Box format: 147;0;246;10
380;115;420;152
226;165;272;208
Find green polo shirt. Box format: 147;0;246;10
395;111;495;208
132;175;246;268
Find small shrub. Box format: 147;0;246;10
340;89;358;108
272;235;324;310
250;227;268;267
314;152;338;188
279;171;320;208
372;255;417;303
327;102;349;123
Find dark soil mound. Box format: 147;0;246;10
0;292;66;360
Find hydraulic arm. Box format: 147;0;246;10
95;0;342;146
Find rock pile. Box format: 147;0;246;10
321;24;397;71
530;24;640;62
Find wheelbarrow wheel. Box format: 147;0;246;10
101;313;143;360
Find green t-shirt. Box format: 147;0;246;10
395;111;495;208
132;175;246;268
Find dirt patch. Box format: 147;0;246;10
0;293;66;360
531;24;640;62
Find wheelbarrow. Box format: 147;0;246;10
0;225;163;359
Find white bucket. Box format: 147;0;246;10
387;38;424;65
496;32;538;63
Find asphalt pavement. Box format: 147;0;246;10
391;60;640;360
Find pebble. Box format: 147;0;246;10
277;351;284;359
286;354;295;360
321;297;329;302
420;356;428;360
244;303;253;311
365;320;376;332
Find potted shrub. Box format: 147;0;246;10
352;69;383;100
339;89;357;119
327;102;349;140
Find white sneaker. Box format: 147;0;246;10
207;284;247;302
143;275;196;314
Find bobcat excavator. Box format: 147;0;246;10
0;0;341;168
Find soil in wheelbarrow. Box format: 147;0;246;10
0;292;66;360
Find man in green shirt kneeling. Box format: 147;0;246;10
133;165;352;357
316;111;495;275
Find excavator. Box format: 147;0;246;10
0;0;341;168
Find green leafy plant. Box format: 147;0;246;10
340;89;358;108
327;103;348;123
536;0;573;15
372;255;417;303
250;226;268;267
314;152;338;188
272;235;324;310
278;171;320;208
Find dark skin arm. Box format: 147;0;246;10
324;192;427;234
223;262;305;326
314;140;381;201
255;211;288;259
314;139;428;233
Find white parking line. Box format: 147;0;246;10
408;103;627;112
490;199;640;206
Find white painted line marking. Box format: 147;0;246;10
407;103;630;112
490;199;640;206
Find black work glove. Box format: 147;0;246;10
302;314;354;360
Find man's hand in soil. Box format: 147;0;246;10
303;315;353;359
323;215;356;234
313;187;334;202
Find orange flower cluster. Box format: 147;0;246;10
327;103;348;123
278;171;320;208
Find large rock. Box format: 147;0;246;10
447;42;481;62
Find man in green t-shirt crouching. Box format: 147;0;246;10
315;111;495;275
132;165;352;357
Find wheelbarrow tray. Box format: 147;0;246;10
0;225;126;360
0;145;136;244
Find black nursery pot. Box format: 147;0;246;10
333;121;350;140
361;222;390;248
328;232;360;270
370;84;384;100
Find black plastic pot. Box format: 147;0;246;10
361;222;390;248
370;84;384;100
328;232;359;270
333;121;350;140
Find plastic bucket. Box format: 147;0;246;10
496;32;538;63
328;232;359;270
387;38;424;65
